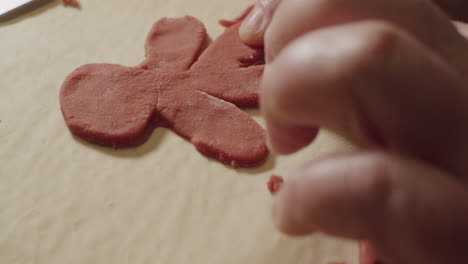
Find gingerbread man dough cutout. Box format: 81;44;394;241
60;9;268;167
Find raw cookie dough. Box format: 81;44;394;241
267;175;284;194
61;0;79;7
60;11;267;167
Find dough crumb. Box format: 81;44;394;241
61;0;80;8
267;175;284;195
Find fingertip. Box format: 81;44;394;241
266;118;319;155
272;153;385;238
273;151;468;263
272;177;318;236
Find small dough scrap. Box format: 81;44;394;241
267;175;284;194
61;0;79;7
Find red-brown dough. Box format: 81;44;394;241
61;0;79;7
60;11;267;167
267;175;284;194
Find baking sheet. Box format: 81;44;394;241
0;0;34;16
0;0;357;263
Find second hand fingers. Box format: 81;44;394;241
261;20;468;176
273;151;468;263
264;0;468;72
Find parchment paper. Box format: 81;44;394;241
0;0;358;263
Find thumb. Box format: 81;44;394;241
273;152;468;264
239;0;281;46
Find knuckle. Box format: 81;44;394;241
341;21;405;84
356;21;403;63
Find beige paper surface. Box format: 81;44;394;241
0;0;357;263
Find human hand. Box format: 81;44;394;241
240;0;468;263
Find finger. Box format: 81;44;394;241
454;21;468;38
359;241;382;264
432;0;468;21
265;117;318;154
273;151;468;264
264;0;468;71
239;0;281;46
261;21;468;176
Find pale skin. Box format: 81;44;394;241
238;0;468;263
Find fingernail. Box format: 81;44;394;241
239;6;265;41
